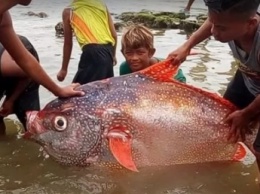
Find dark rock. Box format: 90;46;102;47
37;12;48;18
55;22;64;37
114;22;127;31
25;11;48;18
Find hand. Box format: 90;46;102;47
113;56;117;66
167;45;191;65
56;83;85;98
57;69;67;82
224;109;252;143
0;99;14;117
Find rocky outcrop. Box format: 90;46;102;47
54;10;207;37
115;11;207;31
115;11;187;29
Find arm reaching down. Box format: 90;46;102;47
0;12;84;97
167;18;212;64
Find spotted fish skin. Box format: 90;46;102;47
25;60;256;171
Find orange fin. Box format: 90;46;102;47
233;142;256;165
108;133;138;172
233;142;247;161
139;59;237;110
140;59;179;82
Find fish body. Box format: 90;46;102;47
25;60;256;171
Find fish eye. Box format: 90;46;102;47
54;116;67;131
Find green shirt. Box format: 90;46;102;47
119;58;186;83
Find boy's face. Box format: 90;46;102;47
208;11;254;42
122;47;155;72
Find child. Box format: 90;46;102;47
57;0;117;85
120;24;186;83
167;0;260;169
0;0;83;98
0;35;40;135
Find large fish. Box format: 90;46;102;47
24;60;256;172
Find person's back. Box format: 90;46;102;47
0;0;84;99
0;35;40;134
57;0;117;85
228;23;260;97
70;0;115;48
119;24;186;83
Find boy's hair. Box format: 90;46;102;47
204;0;260;19
121;24;154;51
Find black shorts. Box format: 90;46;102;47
223;70;260;152
72;43;114;85
4;79;40;128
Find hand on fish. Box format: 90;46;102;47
56;83;85;98
225;110;252;143
167;45;190;64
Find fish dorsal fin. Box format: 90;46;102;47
140;59;237;110
139;59;180;81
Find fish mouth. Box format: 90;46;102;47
24;111;45;139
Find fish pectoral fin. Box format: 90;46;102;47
139;59;179;82
102;108;138;172
232;142;256;165
108;131;138;172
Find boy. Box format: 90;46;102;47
120;25;186;83
0;0;83;98
167;0;260;168
0;35;40;135
57;0;117;85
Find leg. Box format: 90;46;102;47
14;82;40;130
0;117;6;135
185;0;195;11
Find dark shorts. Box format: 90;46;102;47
72;43;114;85
223;70;260;152
2;79;40;128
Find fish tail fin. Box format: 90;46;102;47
233;142;256;165
140;59;180;82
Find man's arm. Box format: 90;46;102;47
167;18;212;64
61;8;73;73
57;8;73;82
107;7;117;65
0;12;84;97
183;18;212;50
243;96;260;117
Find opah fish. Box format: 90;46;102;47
24;60;256;172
